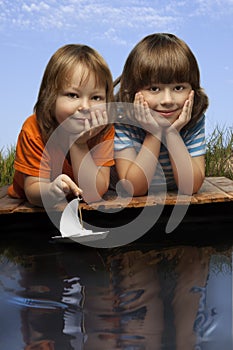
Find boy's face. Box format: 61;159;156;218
138;82;192;124
55;65;107;135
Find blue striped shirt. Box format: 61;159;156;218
114;114;206;189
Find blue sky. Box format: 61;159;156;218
1;0;233;151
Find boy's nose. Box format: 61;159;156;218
161;90;173;104
77;98;90;111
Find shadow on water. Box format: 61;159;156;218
0;220;232;349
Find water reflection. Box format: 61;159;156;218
0;235;232;350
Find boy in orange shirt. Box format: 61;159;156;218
8;44;115;207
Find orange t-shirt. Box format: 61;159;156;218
8;114;115;199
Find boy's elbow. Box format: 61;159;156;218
178;176;205;195
120;179;147;197
25;192;43;207
84;183;110;203
192;171;205;194
192;178;205;194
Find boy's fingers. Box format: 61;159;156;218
84;118;91;130
102;110;108;124
90;110;98;127
95;109;105;125
61;175;83;197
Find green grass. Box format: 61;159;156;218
0;146;15;187
0;126;232;186
205;126;233;179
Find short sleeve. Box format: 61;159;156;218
89;125;115;166
14;125;51;179
181;114;206;157
114;123;135;151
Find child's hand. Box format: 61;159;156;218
134;92;162;136
168;90;194;133
74;109;108;144
50;174;83;200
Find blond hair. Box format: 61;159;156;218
34;44;114;143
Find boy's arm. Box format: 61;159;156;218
115;133;162;196
24;175;82;207
165;130;205;194
70;142;110;203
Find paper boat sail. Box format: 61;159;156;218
53;198;109;242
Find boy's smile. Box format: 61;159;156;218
140;82;192;123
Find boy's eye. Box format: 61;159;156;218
149;86;159;92
67;92;79;99
92;95;105;101
93;95;101;101
174;86;184;91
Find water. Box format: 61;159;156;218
0;229;232;350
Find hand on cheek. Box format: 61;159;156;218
170;90;194;132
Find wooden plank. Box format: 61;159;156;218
0;195;25;214
79;193;158;210
80;191;195;209
1;177;233;215
206;176;233;198
193;178;232;203
163;191;197;205
12;201;45;213
0;185;8;199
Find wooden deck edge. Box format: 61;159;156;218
1;176;233;214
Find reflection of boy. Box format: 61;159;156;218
62;277;87;350
25;340;55;349
100;247;211;349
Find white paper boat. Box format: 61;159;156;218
52;198;109;243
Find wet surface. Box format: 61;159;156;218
0;226;232;350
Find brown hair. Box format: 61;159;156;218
34;44;114;144
115;33;209;129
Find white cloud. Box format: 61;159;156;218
0;0;179;31
22;2;50;13
0;0;233;38
195;0;233;17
